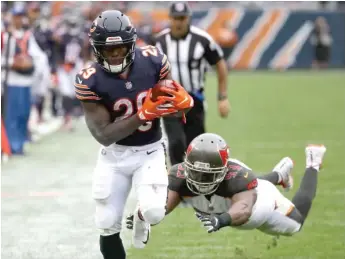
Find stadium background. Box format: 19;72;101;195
1;1;345;259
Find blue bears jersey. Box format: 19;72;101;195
74;46;171;146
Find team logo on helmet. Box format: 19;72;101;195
218;146;229;165
106;36;123;43
186;144;193;155
90;19;98;33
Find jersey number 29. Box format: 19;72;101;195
140;45;158;57
113;46;159;132
113;91;152;132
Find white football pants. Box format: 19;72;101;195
235;180;301;236
92;140;168;236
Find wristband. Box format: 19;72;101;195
218;212;232;227
218;93;227;101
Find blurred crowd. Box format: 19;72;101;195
0;1;341;157
1;1;103;156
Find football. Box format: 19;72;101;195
151;79;190;118
151;79;177;102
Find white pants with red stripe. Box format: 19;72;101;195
235;180;301;236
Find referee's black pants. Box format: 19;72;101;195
163;95;205;166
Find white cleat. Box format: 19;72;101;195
272;157;294;191
305;144;326;171
132;207;150;249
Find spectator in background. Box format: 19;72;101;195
310;16;332;69
1;6;47;154
55;17;85;131
27;3;52;124
1;3;10;30
82;4;102;62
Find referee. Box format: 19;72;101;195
155;2;230;166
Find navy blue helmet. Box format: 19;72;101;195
89;10;137;74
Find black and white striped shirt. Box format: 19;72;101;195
155;25;223;93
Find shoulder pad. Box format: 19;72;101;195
169;163;185;178
220;168;257;197
215;158;257;197
168;163;186;192
227;158;252;172
74;64;102;102
138;45;171;81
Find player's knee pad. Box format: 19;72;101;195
140;206;165;225
95;204;122;235
136;184;167;224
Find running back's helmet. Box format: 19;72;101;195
89;10;137;74
184;133;229;195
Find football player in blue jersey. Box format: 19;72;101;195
74;10;194;259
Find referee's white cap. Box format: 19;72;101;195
169;2;192;17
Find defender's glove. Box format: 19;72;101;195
195;211;207;222
196;212;232;233
137;88;179;121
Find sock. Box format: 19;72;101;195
258;171;280;185
100;233;126;259
292;168;318;221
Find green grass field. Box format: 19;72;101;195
127;71;345;259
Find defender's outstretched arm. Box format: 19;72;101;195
198;189;257;233
165;190;181;215
225;189;257;226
